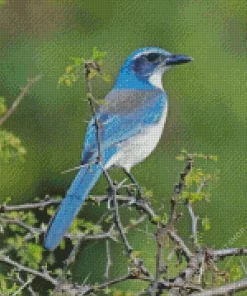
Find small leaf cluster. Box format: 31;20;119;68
2;210;43;269
228;263;244;282
0;97;26;162
18;243;43;269
177;150;218;240
0;131;26;162
177;150;217;204
0;272;21;296
58;47;111;87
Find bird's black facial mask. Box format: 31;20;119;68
132;53;165;77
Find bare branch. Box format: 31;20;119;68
16;273;36;296
187;201;199;245
111;185;133;255
104;240;112;279
0;75;42;126
167;229;194;261
191;278;247;296
208;248;247;260
12;276;34;296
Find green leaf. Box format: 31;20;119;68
69;56;85;66
176;155;185;161
59;238;66;250
92;47;106;63
102;73;112;82
229;264;243;281
47;206;56;217
18;243;43;269
202;216;211;231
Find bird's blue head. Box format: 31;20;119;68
114;47;192;90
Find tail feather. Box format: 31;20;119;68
44;164;102;250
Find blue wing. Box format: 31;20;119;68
82;89;166;165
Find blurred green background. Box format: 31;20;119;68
0;0;246;293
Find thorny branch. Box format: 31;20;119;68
1;155;247;295
151;155;193;295
0;68;246;296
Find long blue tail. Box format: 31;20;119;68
44;164;102;250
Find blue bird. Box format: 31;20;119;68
44;47;192;250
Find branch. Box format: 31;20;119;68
0;75;42;126
150;156;193;295
167;230;198;296
0;255;58;286
0;197;60;212
191;278;247;296
208;248;247;260
13;276;34;296
0;216;42;235
186;201;199;246
104;240;112;279
16;273;36;296
167;229;194;261
169;154;193;226
186;177;206;246
84;62;102;162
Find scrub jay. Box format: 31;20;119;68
44;47;192;250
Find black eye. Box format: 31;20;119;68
146;53;160;63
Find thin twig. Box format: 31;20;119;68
186;177;206;246
0;197;61;212
104;240;112;279
12;276;34;296
169;154;193;226
187;201;199;245
0;75;42;126
111;185;133;255
84;62;102;162
16;273;36;296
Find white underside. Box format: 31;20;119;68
106;104;168;172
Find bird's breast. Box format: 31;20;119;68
106;103;168;172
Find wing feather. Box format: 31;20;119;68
81;89;166;164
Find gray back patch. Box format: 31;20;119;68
101;89;163;115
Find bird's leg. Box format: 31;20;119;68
122;168;144;199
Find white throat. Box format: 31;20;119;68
149;67;168;89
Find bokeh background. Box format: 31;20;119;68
0;0;246;293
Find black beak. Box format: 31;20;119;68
166;54;193;66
